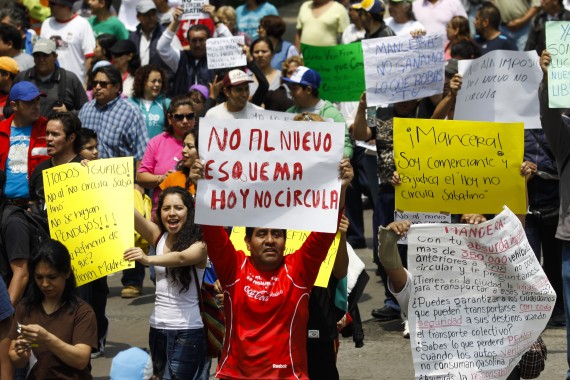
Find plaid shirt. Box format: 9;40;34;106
79;97;149;161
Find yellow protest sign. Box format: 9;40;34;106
229;227;340;288
394;118;525;214
43;157;135;286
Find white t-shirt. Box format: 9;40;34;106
40;15;95;86
205;101;263;120
150;233;204;330
385;18;425;37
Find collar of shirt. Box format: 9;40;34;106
95;96;121;111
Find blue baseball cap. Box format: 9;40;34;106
281;66;321;89
9;81;46;101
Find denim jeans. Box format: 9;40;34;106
562;241;570;379
149;327;205;380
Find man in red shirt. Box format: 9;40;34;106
195;158;353;379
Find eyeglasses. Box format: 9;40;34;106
93;80;112;88
172;113;195;121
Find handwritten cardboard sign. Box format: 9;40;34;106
43;158;134;286
362;34;445;106
180;0;207;20
545;21;570;108
301;42;365;102
229;227;340;288
206;36;246;70
393;118;525;214
246;108;294;121
394;211;451;244
408;207;555;380
195;118;344;233
455;50;542;129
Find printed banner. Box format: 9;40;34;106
393;118;525;214
206;36;246;70
545;21;570;108
229;227;341;288
456;50;542;129
180;0;207;20
408;207;555;380
362;34;445;106
302;42;365;102
43;158;134;286
195;118;344;233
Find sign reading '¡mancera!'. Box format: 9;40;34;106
393;118;526;214
195;118;345;233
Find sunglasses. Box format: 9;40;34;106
93;80;112;88
172;113;195;121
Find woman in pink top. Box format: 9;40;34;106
137;95;196;217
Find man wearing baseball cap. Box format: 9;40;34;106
40;0;96;86
205;69;263;119
283;66;352;158
354;0;396;39
0;81;49;207
14;39;88;117
0;57;19;122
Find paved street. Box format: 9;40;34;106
92;1;567;378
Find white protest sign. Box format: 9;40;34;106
455;50;542;129
195;118;345;232
394;210;450;244
180;0;207;20
408;207;555;380
206;36;246;70
246;108;294;121
362;34;445;106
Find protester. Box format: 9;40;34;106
385;0;424;36
263;55;303;111
444;15;471;59
493;0;540;51
0;5;38;55
205;69;264;119
525;0;570;54
0;81;49;208
236;0;279;40
412;0;467;40
342;5;366;44
192;156;353;379
78;127;99;160
355;0;395;39
295;0;350;50
15;39;88;117
0;57;18;121
474;2;517;54
284;66;353;159
258;15;299;70
249;38;281;93
188;84;209;121
136;95;194;215
157;8;214;96
8;239;97;379
40;0;96;85
160;129;199;194
129;65;170;139
0;24;34;72
88;0;129;40
108;39;140;97
124;186;207;380
93;33;117;63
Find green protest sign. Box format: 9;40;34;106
546;21;570;108
301;43;365;102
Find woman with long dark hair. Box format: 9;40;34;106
124;187;207;379
9;239;97;379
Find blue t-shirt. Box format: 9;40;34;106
236;3;279;40
5;126;33;199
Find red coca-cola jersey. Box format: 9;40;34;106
202;225;336;379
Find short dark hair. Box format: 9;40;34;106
187;24;211;40
0;5;30;30
47;112;83;153
0;23;22;50
478;2;501;30
132;64;167;99
100;0;113;10
96;33;117;61
245;227;287;239
165;95;194;135
92;64;123;93
78;128;97;147
259;15;286;39
451;40;481;60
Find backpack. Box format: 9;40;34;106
0;204;50;280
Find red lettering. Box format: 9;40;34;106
275;190;284;207
229;129;241;149
302;132;311;151
260;162;269;181
293;163;303;180
204;160;215;179
239;189;249;208
330;190;339;210
294;190;302;206
273;163;290;181
232;161;243;180
219;161;229;182
210;190;226;210
323;133;332;152
249;129;261;150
